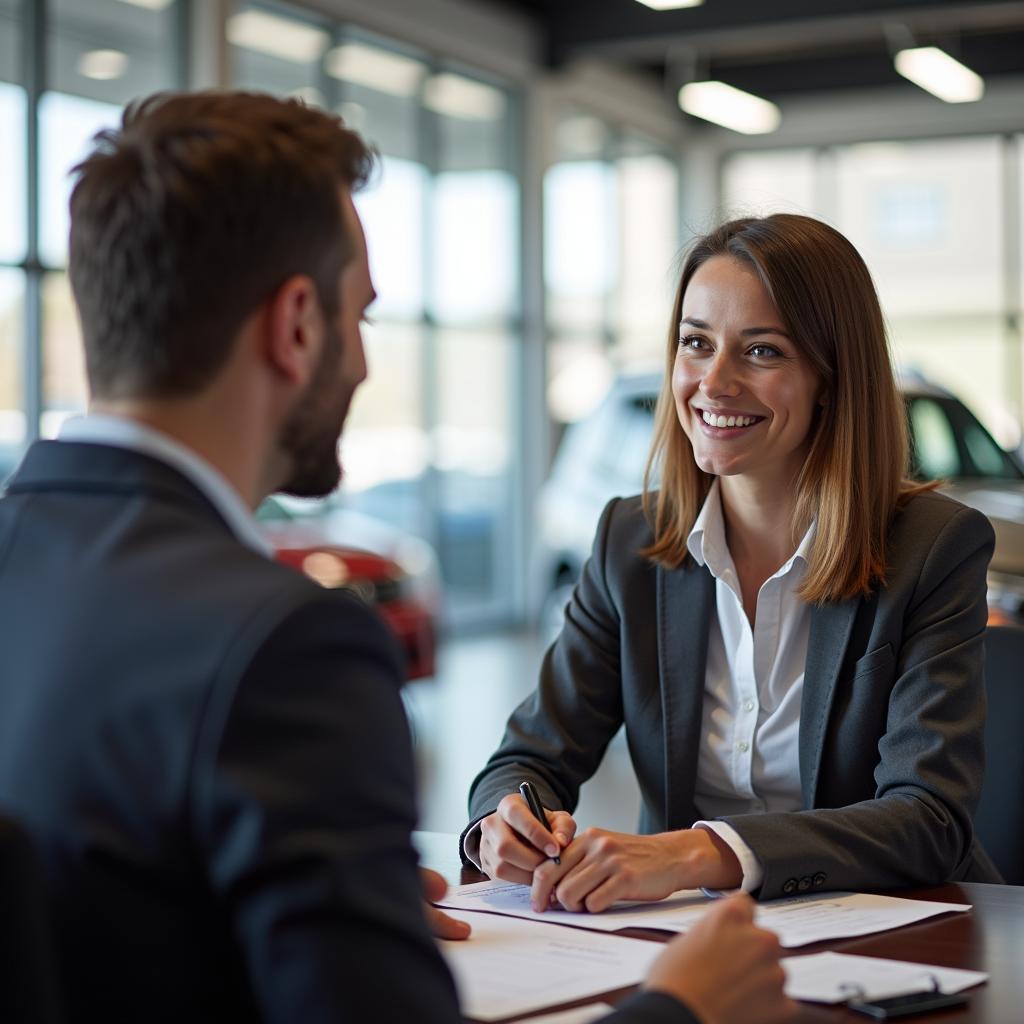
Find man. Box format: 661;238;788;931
0;92;793;1024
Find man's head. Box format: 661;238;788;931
68;90;376;496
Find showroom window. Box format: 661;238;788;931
0;0;185;476
723;136;1024;452
544;108;681;429
230;2;523;626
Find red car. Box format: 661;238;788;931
257;497;440;680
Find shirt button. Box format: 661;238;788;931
743;699;755;712
735;741;749;753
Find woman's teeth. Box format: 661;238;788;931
701;410;758;428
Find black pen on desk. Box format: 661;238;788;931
519;780;561;864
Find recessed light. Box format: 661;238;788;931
324;43;426;97
678;81;780;134
423;74;506;121
894;47;984;103
77;50;129;81
226;10;329;64
635;0;704;9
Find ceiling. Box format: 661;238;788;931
488;0;1024;113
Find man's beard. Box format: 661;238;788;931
278;321;352;498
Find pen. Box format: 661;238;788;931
519;780;561;865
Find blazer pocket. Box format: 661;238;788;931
851;642;895;681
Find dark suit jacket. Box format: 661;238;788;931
0;442;690;1024
468;491;1000;899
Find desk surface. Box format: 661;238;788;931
414;833;1023;1024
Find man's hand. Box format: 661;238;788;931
420;867;471;940
644;894;796;1024
478;793;577;885
530;826;743;913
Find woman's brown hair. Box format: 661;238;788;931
641;213;930;603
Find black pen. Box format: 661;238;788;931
519;780;561;865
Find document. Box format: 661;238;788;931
438;880;970;947
518;1005;615;1024
436;908;662;1021
782;951;988;1003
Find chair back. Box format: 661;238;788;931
975;624;1024;885
0;815;64;1024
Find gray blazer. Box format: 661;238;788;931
468;490;1001;899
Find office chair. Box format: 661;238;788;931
974;624;1024;885
0;815;64;1024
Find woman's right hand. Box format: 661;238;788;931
478;792;577;885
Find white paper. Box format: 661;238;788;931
782;951;988;1003
436;908;663;1021
516;1004;615;1024
438;879;708;932
439;881;970;947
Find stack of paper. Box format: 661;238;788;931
437;880;971;947
437;909;662;1021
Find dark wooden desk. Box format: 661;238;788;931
414;833;1023;1024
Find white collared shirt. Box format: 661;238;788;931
57;414;273;558
690;478;812;892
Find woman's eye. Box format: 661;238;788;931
748;343;780;358
678;334;708;351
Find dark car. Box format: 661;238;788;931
257;496;441;680
534;372;1024;638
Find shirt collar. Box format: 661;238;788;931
57;414;273;557
686;478;815;582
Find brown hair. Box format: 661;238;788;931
641;214;931;603
68;90;375;399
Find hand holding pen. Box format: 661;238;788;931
519;781;561;864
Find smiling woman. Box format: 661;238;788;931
463;213;1001;912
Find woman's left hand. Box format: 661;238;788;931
529;827;743;913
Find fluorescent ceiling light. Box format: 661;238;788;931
325;43;426;97
226;11;329;64
78;50;129;81
635;0;704;9
423;73;506;121
678;81;780;134
114;0;173;10
894;46;984;103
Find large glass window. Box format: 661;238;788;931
37;0;182;434
544;110;680;430
722;136;1023;451
231;6;523;626
0;1;181;462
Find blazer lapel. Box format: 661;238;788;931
657;562;714;829
800;597;859;806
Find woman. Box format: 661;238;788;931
462;214;1000;912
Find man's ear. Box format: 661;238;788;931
265;275;322;388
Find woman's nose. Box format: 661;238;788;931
699;351;741;398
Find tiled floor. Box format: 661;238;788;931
404;629;642;838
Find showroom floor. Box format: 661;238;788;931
403;629;642;839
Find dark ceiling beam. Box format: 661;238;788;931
540;0;1024;64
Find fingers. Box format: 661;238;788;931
425;904;472;941
419;867;448;904
478;796;579;885
499;793;561;858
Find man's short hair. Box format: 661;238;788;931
68;90;375;399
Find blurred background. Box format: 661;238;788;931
2;0;1023;834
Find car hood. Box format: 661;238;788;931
939;479;1024;575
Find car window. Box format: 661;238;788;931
907;398;961;479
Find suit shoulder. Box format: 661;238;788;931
600;493;654;547
892;489;994;547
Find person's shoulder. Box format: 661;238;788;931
892;488;994;546
600;493;653;546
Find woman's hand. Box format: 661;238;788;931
478;792;577;885
530;826;743;913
